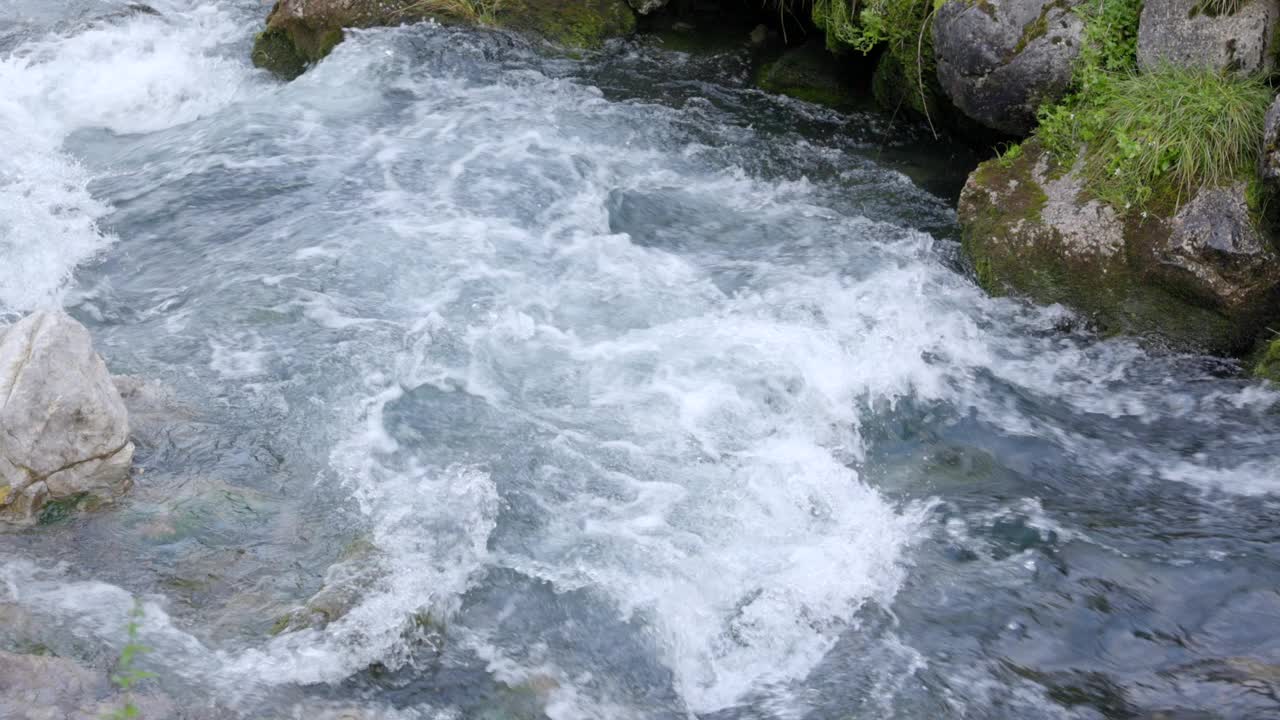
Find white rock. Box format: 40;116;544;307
0;311;133;523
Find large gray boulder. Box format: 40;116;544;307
1138;0;1280;75
933;0;1085;136
958;143;1280;353
0;311;133;524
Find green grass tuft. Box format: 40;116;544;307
996;142;1024;168
1036;0;1142;160
1037;0;1270;212
1043;66;1270;211
1082;67;1271;210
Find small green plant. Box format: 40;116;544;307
763;0;944;127
996;142;1024;167
103;601;155;720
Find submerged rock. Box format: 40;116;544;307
0;650;179;720
756;40;859;108
958;143;1280;353
0;311;133;525
1138;0;1280;75
271;537;384;633
498;0;636;48
252;0;637;80
0;650;108;719
932;0;1084;136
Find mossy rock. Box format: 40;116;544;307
756;40;860;109
871;51;931;117
251;0;637;79
959;140;1280;354
1252;337;1280;381
250;0;360;81
497;0;635;49
251;25;343;81
123;479;278;545
870;47;952;119
36;493;93;526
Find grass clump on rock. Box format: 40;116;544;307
1035;0;1142;159
1041;64;1272;211
1036;0;1271;212
1079;67;1271;210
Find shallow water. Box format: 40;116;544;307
2;2;1279;718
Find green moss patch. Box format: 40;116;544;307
757;41;860;108
251;27;311;80
37;493;91;526
251;16;346;80
253;0;636;79
959;142;1249;352
1252;336;1280;381
870;48;942;118
1012;0;1069;56
497;0;635;49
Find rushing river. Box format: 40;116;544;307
3;2;1280;718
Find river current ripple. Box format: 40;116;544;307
2;2;1279;718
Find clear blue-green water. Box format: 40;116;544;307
2;2;1280;718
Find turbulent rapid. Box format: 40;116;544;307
2;2;1280;718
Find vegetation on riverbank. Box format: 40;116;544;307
776;0;941;117
1033;0;1271;213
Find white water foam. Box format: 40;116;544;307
0;1;250;311
4;12;1278;719
309;49;977;708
